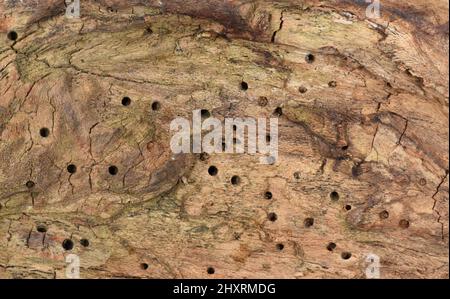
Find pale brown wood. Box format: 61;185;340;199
0;0;448;278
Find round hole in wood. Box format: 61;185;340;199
399;219;410;229
341;252;352;260
327;242;337;251
26;181;35;189
80;239;90;247
231;175;241;185
305;53;315;63
108;165;119;176
62;239;74;251
67;164;77;174
36;224;47;233
379;210;389;219
330;191;340;201
268;212;277;222
151;101;161;111
7;31;18;41
39;127;50;138
121;96;131;106
208;166;218;176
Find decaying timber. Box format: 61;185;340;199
0;0;448;278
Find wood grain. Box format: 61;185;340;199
0;0;448;278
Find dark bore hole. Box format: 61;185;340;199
274;107;283;117
121;97;131;106
62;239;74;251
264;192;273;200
299;86;308;94
67;164;77;174
399;219;410;229
140;263;149;270
268;212;277;222
327;242;337;251
240;81;249;91
207;267;215;275
108;166;119;176
231;175;241;185
328;81;337;88
40;127;50;138
305;53;315;63
276;243;285;251
26;181;35;189
80;239;90;247
36;224;47;233
330;191;340;201
304;218;314;228
266;134;271;142
341;252;352;260
151;101;161;111
294;172;301;180
341;145;349;151
379;210;389;219
7;31;18;41
345;205;352;211
201;109;211;119
208;166;218;176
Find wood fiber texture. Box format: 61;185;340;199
0;0;448;278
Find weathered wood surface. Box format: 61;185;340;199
0;0;448;278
